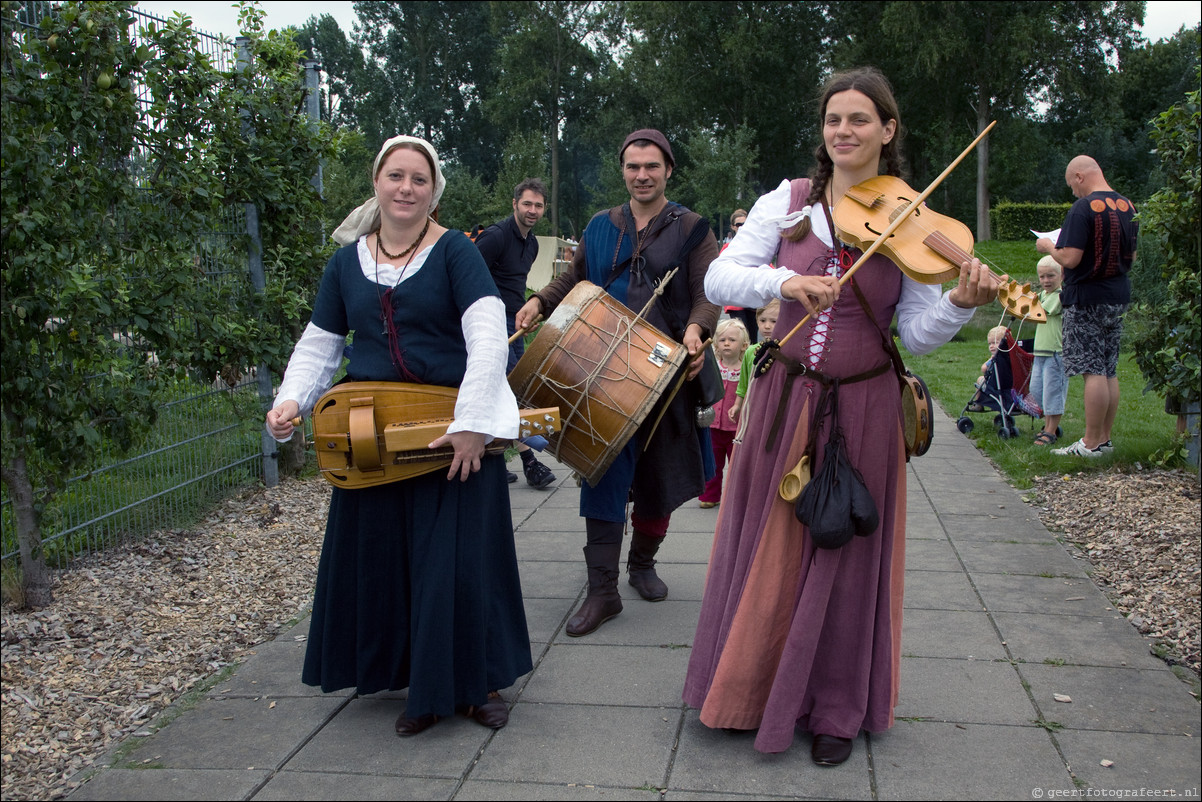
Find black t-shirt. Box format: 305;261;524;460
1056;191;1137;307
474;215;538;317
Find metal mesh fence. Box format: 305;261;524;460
1;3;275;569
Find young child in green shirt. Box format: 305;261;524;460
1030;256;1066;445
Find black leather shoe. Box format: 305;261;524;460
395;712;439;736
507;470;518;483
811;734;853;766
626;531;668;601
628;568;668;601
524;459;555;489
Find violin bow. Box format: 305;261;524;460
772;120;998;353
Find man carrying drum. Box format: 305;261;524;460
515;129;720;637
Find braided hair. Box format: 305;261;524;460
784;67;907;243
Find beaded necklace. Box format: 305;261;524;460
373;221;431;382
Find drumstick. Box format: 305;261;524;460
643;337;713;449
509;315;542;345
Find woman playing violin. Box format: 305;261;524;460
683;67;996;765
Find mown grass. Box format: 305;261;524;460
889;239;1184;490
901;310;1180;490
974;239;1042;284
1;378;263;570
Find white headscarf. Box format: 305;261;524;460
331;135;446;246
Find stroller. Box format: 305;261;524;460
956;330;1049;440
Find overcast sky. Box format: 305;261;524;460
135;1;1200;45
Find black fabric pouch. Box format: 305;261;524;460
793;382;879;549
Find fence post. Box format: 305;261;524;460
304;58;323;199
238;36;280;488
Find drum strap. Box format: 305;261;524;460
599;206;693;294
644;216;713;338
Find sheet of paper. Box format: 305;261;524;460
1031;228;1061;242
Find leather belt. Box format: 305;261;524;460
764;354;892;452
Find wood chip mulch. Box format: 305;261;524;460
1;478;328;801
1030;467;1201;677
2;467;1199;800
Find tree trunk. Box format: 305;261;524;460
1;455;54;609
549;34;562;240
278;429;309;477
976;94;991;242
550;101;560;239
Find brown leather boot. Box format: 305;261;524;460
566;543;623;637
627;530;668;601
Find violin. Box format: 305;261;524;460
831;175;1046;323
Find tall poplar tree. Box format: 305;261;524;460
353;1;504;177
620;0;826;194
489;0;605;238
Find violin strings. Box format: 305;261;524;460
859;194;1045;326
871;196;1010;281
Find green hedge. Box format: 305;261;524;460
990;201;1072;241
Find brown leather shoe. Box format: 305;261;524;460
395;712;439;736
469;692;509;729
811;734;853;766
565;594;623;637
568;538;624;636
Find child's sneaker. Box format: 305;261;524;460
1098;440;1114;453
1051;438;1105;458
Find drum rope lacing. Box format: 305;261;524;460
526;270;684;448
534;316;653;446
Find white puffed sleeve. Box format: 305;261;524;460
704;180;796;308
274;323;346;416
448;295;519;440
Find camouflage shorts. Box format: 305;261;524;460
1062;303;1127;378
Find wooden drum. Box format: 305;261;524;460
509;281;687;486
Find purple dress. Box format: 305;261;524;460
683;179;907;753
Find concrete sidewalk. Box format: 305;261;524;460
68;406;1201;800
